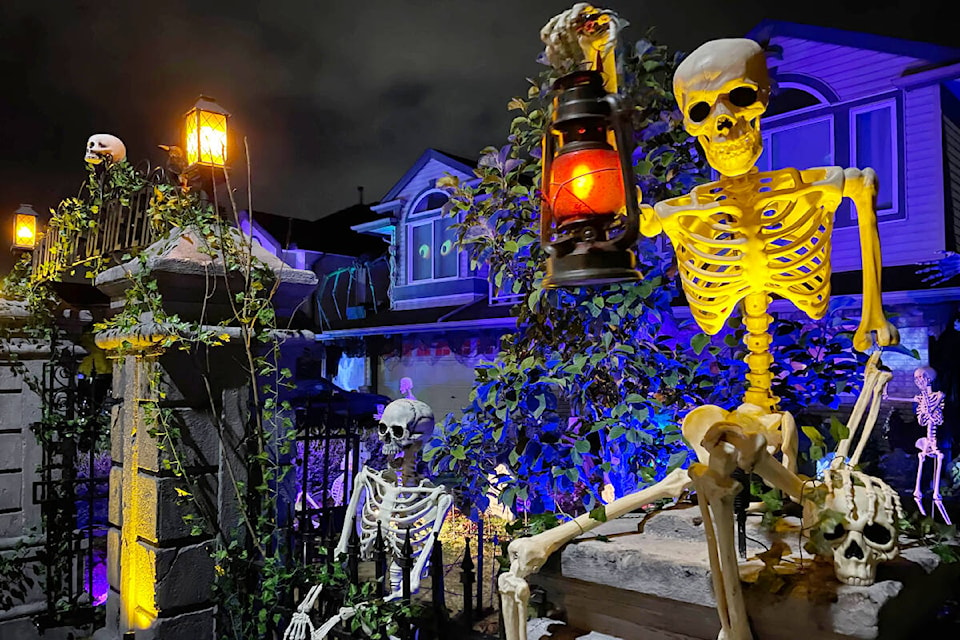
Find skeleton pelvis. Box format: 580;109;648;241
683;403;786;466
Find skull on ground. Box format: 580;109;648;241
377;399;435;457
85;134;127;165
805;464;903;586
673;39;770;177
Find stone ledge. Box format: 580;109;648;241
551;508;956;639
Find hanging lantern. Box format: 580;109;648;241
12;204;39;251
184;95;230;169
540;71;641;288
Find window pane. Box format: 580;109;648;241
410;224;432;281
434;215;458;279
757;136;771;172
855;106;894;210
770;119;832;170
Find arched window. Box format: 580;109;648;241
406;190;459;282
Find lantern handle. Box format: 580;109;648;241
540;113;559;257
597;93;640;253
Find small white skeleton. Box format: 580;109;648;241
891;367;951;524
284;398;452;640
84;133;126;164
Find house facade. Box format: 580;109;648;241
253;25;960;424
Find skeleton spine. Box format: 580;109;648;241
742;293;778;410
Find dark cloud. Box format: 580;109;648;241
0;0;953;276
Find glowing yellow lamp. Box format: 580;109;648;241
12;204;38;251
184;95;230;168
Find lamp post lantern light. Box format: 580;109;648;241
540;70;642;288
183;95;230;171
12;203;39;251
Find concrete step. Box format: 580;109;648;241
527;507;957;640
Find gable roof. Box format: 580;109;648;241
747;20;960;65
380;148;476;202
247;205;386;257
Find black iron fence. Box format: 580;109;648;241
31;347;112;630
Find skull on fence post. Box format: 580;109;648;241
84;133;127;164
805;464;903;586
673;38;770;177
377;398;435;457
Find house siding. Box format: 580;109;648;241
770;36;926;102
768;37;948;273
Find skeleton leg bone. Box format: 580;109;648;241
690;444;752;640
932;452;952;525
498;468;692;640
914;451;929;517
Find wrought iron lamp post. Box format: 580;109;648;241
540;70;641;287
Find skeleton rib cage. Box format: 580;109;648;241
656;167;844;335
353;467;449;568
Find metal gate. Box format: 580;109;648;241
31;345;112;630
290;403;364;565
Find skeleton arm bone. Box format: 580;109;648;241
505;467;692;579
336;468;371;557
499;468;691;640
843;168;899;351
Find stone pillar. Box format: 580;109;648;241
92;228;317;640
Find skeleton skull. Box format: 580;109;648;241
674;39;770;177
84;134;127;165
805;463;903;586
377;398;435;456
914;365;936;389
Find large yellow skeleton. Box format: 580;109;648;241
499;12;905;640
643;38;899;416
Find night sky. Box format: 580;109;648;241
0;0;954;274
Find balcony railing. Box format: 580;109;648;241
31;177;164;282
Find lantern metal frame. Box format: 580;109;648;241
540;70;641;288
12;203;39;252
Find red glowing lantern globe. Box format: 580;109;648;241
547;147;625;222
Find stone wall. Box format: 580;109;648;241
0;337;47;639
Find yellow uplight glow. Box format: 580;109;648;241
184;97;229;168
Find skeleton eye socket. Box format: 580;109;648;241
378;423;389;435
863;523;892;545
729;86;758;107
688;102;711;123
823;522;846;541
392;425;404;438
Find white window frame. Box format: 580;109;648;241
406;197;461;284
849;98;899;216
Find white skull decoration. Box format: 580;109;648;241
806;463;903;586
377;398;435;456
84;134;127;165
674;39;770;177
